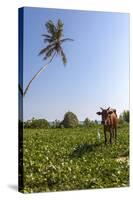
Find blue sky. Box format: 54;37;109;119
23;7;129;121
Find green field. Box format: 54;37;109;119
22;124;129;193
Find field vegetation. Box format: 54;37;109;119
22;121;129;193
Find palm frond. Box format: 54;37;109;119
43;48;55;60
57;19;64;31
60;38;74;43
43;38;54;44
56;30;63;40
42;34;52;38
45;20;56;35
54;19;64;40
38;43;55;56
60;47;67;65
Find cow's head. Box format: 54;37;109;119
96;107;113;125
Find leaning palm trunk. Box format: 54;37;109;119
23;52;56;96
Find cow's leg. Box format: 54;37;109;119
112;128;115;138
109;128;113;144
115;127;117;141
104;127;107;145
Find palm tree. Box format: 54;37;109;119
20;19;73;96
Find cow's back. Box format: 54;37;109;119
110;112;117;128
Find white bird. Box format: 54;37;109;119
97;129;101;142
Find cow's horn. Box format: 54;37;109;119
100;107;103;110
107;107;110;110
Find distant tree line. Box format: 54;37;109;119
24;111;98;129
118;110;129;124
24;118;49;129
24;110;129;129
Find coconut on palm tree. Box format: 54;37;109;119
20;19;73;96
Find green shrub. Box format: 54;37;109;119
62;111;79;128
24;118;49;129
23;124;129;193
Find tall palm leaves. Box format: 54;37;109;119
22;19;73;96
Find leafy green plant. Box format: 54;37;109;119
22;124;129;193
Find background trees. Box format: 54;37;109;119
24;118;49;129
83;118;91;127
24;110;129;129
119;110;129;124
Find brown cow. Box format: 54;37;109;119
96;107;117;144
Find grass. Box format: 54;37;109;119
22;124;129;193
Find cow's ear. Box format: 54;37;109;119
107;107;110;111
96;112;102;115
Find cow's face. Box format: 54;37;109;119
96;107;111;125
